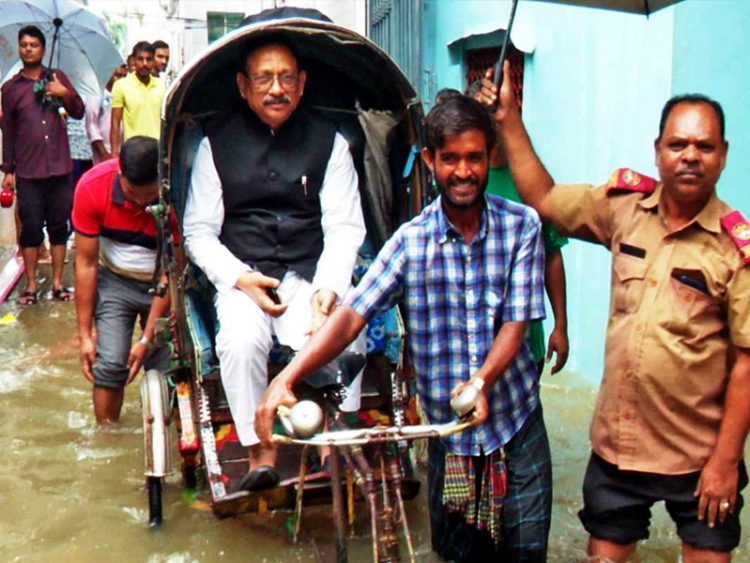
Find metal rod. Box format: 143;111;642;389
293;445;310;544
348;444;381;562
377;447;400;562
390;457;416;563
330;446;348;563
493;0;521;90
272;417;478;447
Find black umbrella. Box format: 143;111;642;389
532;0;683;16
493;0;685;88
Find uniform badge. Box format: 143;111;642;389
622;169;641;187
720;210;750;264
732;222;750;241
606;168;656;195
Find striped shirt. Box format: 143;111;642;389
72;158;156;280
346;195;545;455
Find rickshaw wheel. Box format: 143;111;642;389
147;476;163;527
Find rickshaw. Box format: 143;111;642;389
139;7;477;561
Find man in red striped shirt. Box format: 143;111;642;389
72;136;169;423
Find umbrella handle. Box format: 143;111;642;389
46;17;63;73
493;0;520;92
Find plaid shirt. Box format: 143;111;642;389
347;195;545;455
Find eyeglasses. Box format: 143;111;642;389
248;72;299;92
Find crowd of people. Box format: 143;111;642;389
2;18;750;563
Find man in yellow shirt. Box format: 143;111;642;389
110;41;165;156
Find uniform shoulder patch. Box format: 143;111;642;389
720;210;750;265
606;168;657;195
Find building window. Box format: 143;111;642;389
207;11;245;44
465;44;524;112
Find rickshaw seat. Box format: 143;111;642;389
185;285;219;381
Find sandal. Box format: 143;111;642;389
52;287;74;301
19;290;38;305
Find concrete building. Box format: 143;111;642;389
369;0;750;384
85;0;366;77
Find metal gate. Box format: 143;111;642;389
368;0;422;92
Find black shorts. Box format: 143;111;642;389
16;173;73;247
579;452;747;552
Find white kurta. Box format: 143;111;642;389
183;132;367;445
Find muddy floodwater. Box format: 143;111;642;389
1;270;750;562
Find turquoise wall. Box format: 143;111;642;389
421;0;750;385
422;0;676;384
422;0;750;385
671;0;750;213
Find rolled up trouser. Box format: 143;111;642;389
93;267;169;388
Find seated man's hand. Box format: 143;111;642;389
307;288;337;335
255;373;298;446
235;271;288;317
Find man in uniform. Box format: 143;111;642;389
182;37;366;492
255;95;552;561
481;64;750;562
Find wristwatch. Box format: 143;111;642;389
138;335;151;347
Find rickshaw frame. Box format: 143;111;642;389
142;8;436;561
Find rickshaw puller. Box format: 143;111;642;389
255;95;552;561
183;37;366;492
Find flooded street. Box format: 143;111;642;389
1;273;749;562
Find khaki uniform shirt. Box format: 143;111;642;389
548;178;750;474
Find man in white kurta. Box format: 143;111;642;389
182;39;365;491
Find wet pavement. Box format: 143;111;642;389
1;256;749;562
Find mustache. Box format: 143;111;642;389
263;95;291;106
675;166;702;177
448;177;479;188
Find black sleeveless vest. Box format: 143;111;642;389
208;105;337;281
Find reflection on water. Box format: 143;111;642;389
1;296;749;562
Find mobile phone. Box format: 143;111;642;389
266;287;281;304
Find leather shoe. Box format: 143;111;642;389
239;465;280;492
